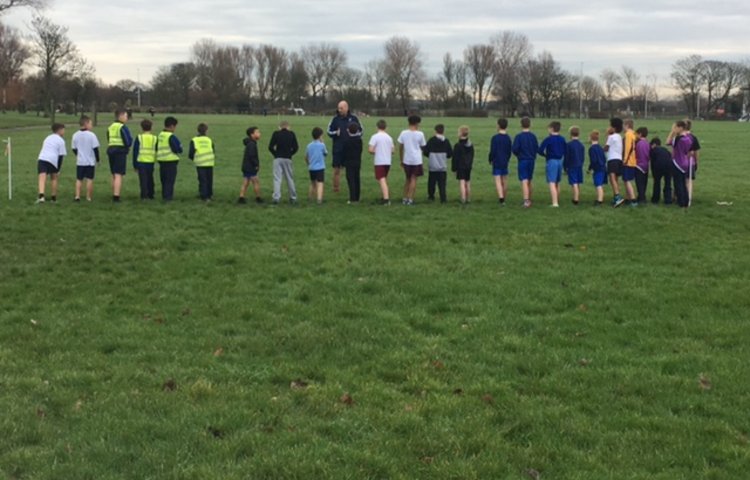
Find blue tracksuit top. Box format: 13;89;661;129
588;144;607;172
512;131;539;162
565;139;585;170
489;133;512;169
539;135;567;161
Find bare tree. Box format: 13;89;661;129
620;65;641;101
150;62;196;108
30;15;78;120
441;53;469;108
702;60;743;116
285;51;308;107
600;68;622;114
382;36;425;111
0;22;29;110
671;55;704;118
69;56;95;115
579;75;602;112
492;31;532;116
464;43;496;109
254;44;288;106
301;43;347;106
191;38;217;93
0;0;47;13
363;59;387;107
238;45;255;101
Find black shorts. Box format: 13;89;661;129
109;154;127;175
403;164;424;179
37;160;61;175
607;160;623;177
76;166;96;180
456;169;472;181
332;152;345;169
309;169;325;182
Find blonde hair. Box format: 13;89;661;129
458;125;470;139
590;130;600;143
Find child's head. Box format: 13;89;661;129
684;119;693;131
376;119;387;131
674;120;687;134
610;117;624;133
115;109;127;123
52;123;65;136
590;130;600;144
247;126;261;140
164;116;178;131
79;115;92;130
279;120;290;130
636;127;648;138
434;124;445;135
311;127;323;140
141;119;153;132
650;137;662;148
348;123;360;135
548;121;561;134
458;125;470;139
408;115;421;128
624;119;634;131
197;123;208;136
569;126;580;138
497;118;508;131
521;117;531;129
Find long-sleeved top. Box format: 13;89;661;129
649;146;672;170
106;123;133;154
564;139;585;171
489;133;512;169
635;138;650;173
342;136;363;169
588;144;607;173
188;134;216;161
538;135;567;161
242;137;260;173
423;135;452;172
154;134;183;156
268;128;299;159
451;138;474;172
671;134;693;173
512;131;539;162
327;113;362;154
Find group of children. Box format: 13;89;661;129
35;112;700;209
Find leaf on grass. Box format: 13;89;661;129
574;331;587;338
290;379;309;390
207;426;224;439
431;360;445;370
281;245;289;253
213;347;224;357
154;315;165;325
404;404;414;412
579;358;591;367
30;319;38;326
699;374;712;391
482;394;494;405
74;399;84;411
340;393;355;406
525;468;541;480
162;379;178;392
578;304;588;312
181;308;191;317
420;456;434;465
143;314;151;321
453;388;464;396
36;407;46;418
461;324;470;330
580;245;588;252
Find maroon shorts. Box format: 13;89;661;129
374;165;390;180
403;164;424;179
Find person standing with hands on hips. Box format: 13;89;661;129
327;100;362;193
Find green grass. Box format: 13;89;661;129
0;111;82;130
1;114;749;479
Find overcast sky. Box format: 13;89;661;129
4;0;749;91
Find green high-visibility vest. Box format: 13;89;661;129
157;131;179;162
137;133;157;164
192;136;215;167
108;122;125;148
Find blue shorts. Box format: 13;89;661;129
108;155;127;175
76;166;96;180
545;159;563;184
592;171;608;187
567;167;583;185
517;159;535;181
493;167;509;177
243;171;258;179
623;166;637;182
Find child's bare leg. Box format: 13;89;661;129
38;173;47;197
596;186;604;202
609;174;620;196
316;181;324;202
252;178;261;198
86;179;94;200
548;182;559;206
522;180;530;201
466;181;471;201
239;178;250;198
51;174;59;198
625;181;636;201
379;178;390;200
75;179;82;199
333;167;341;192
112;174;122;197
572;184;580;203
501;176;508;199
494;176;503;199
408;177;417;200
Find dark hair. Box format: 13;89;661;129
165;116;178;128
549;121;561;133
79;115;91;127
408;115;421;126
650;137;662;147
521;117;531;129
569;126;580;137
114;109;126;119
348;123;360;135
685;119;693;130
636;127;649;137
610;117;623;133
247;126;258;137
434;124;445;135
51;123;65;133
198;123;208;135
141;119;153;131
312;127;323;139
675;120;687;129
497;118;508;130
376;119;387;130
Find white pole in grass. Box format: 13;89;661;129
3;137;10;201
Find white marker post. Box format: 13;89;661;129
3;137;11;201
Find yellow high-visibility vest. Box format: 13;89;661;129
137;133;157;164
108;122;125;148
192;136;215;167
157;131;179;162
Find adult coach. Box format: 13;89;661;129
327;101;362;192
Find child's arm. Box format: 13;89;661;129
94;147;100;164
132;137;140;170
399;144;404;165
122;126;133;148
170;136;183;155
188;140;196;161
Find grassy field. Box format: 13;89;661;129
1;113;749;479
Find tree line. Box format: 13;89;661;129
1;5;749;119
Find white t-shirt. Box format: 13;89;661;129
38;134;67;168
397;129;426;166
368;131;394;166
606;133;623;161
72;130;100;166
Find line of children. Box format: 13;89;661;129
71;116;99;202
